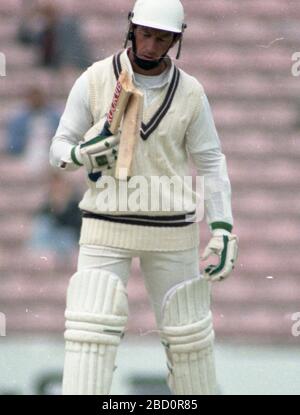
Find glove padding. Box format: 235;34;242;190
201;229;238;282
73;132;119;174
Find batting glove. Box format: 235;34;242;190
71;133;119;174
201;228;238;282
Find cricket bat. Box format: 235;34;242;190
83;69;134;144
101;69;134;136
82;69;143;182
115;87;144;180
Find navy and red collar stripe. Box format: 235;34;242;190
112;52;180;140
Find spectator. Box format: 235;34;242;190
6;86;60;173
29;171;81;257
18;1;92;70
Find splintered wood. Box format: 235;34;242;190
115;76;143;181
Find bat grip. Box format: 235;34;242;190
100;121;113;138
87;121;113;183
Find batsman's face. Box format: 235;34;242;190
134;26;176;61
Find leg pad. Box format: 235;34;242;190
161;278;217;395
62;269;128;395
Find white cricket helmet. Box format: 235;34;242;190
131;0;185;33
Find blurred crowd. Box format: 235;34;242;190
5;84;82;259
4;0;91;261
17;1;92;70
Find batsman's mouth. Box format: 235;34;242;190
139;54;158;61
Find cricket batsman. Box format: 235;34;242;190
50;0;238;395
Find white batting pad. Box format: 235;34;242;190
161;277;217;395
62;269;128;395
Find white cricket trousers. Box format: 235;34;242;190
63;244;217;395
77;244;201;326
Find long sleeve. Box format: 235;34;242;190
186;92;233;228
190;148;233;227
49;71;93;171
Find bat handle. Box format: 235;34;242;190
100;121;113;138
87;121;113;183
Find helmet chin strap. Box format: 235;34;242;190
133;54;164;70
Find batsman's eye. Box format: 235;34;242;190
157;37;168;43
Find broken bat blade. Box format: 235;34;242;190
106;69;134;135
115;88;144;181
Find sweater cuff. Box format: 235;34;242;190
210;221;233;233
71;146;83;166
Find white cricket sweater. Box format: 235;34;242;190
50;49;233;251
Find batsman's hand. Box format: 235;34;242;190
201;229;238;282
71;133;119;174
